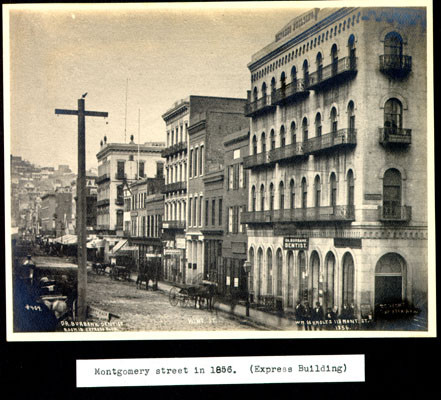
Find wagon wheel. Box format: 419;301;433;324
169;286;180;306
180;288;190;307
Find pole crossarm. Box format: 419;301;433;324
55;109;108;117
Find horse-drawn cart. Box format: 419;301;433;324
169;280;217;310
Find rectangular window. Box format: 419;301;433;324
194;148;198;177
229;166;234;190
189;198;192;227
189;149;193;178
218;198;223;226
205;199;209;227
117;161;125;180
212;199;216;225
199;196;203;226
239;163;244;188
199;145;204;176
228;207;233;233
193;197;197;226
239;206;245;233
139;161;145;178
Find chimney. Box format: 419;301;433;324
104;136;107;144
130;135;135;144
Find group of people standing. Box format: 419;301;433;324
295;300;356;330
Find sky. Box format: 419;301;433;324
5;2;313;172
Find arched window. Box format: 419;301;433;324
280;71;286;88
347;169;354;206
330;107;338;133
271;77;276;96
301;177;307;209
375;253;407;305
251;185;256;212
290;179;295;209
260;184;265;211
253;86;258;102
310;251;321;306
252;135;258;155
384;98;402;134
298;250;307;302
348;34;356;69
276;249;283;297
287;251;294;307
330;172;337;206
303;60;309;86
316;52;323;82
257;248;263;296
261;82;267;98
342;252;355;307
267;248;273;295
261;132;266;153
383;168;402;218
348;101;355;130
290;121;296;144
331;44;338;75
270;129;276;150
384;32;403;58
269;183;275;211
280;125;286;147
302;117;308;142
291;66;297;84
249;248;254;293
279;181;284;210
324;252;335;310
314;175;321;208
315;113;322;137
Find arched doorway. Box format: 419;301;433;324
249;248;254;295
287;251;294;307
298;250;308;302
324;252;336;311
310;251;321;305
342;252;355;307
375;253;407;306
257;248;263;297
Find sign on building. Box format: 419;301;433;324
283;237;309;250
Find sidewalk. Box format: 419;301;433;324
156;280;301;331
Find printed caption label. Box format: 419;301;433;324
77;354;365;387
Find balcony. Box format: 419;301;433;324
244;94;276;118
162;220;186;230
379;55;412;77
304;128;356;155
115;197;124;206
114;173;127;180
161;141;187;158
271;79;309;105
306;56;357;91
378;206;411;222
242;205;355;224
379;127;411;146
162;181;187;194
267;142;305;164
95;173;110;184
96;199;110;207
243;151;272;170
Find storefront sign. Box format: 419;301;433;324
176;238;186;249
164;249;182;256
334;238;362;249
283;237;309;250
364;193;382;200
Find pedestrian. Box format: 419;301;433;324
295;300;305;329
312;301;324;330
303;301;312;330
325;307;337;330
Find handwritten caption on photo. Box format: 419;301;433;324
77;354;364;387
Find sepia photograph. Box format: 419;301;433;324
4;1;435;341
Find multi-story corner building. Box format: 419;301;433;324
221;128;250;299
242;7;428;321
161;99;189;284
40;187;72;237
185;96;249;284
95;135;165;236
40;193;57;237
71;171;98;234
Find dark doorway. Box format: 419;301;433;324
375;276;402;305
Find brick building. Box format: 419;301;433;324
242;7;428;322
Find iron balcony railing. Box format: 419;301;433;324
96;199;110;207
162;181;187;193
241;205;355;224
161;141;187;158
244;94;276;117
379;127;412;146
162;220;186;230
304;128;357;155
267;142;305;164
379;55;412;75
243;151;272;170
378;206;411;222
271;78;309;105
95;173;110;184
307;56;357;90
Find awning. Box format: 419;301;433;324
86;239;106;248
111;240;138;254
54;234;77;245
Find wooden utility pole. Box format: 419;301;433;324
55;98;108;321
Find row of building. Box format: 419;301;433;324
17;7;429;320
